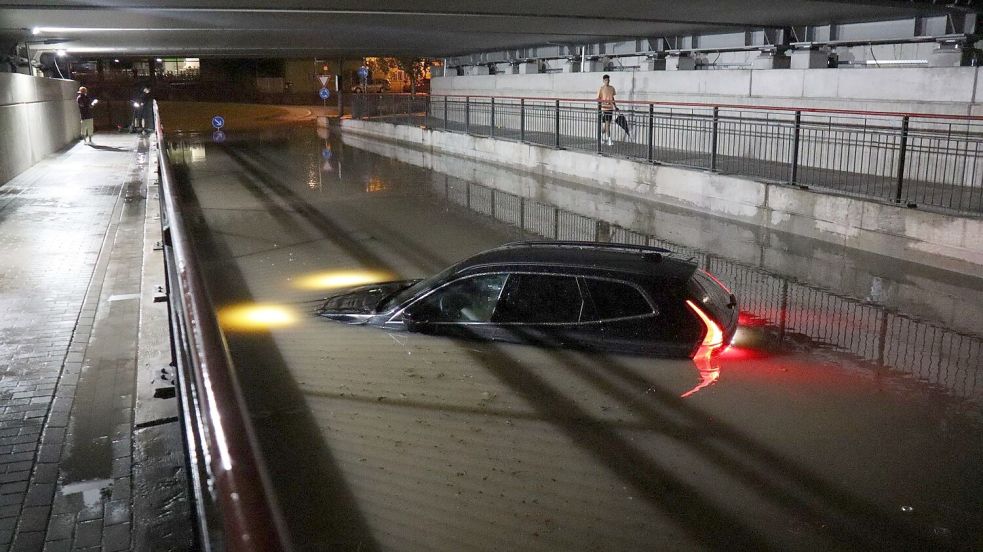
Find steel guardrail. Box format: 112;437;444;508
153;100;293;552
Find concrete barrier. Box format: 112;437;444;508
0;74;80;186
341;118;983;276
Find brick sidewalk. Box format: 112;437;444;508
0;134;189;552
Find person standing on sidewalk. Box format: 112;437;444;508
76;86;97;144
597;74;616;146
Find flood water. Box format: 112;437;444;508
168;124;983;552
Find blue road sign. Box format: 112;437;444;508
319;87;330;100
357;66;369;79
211;115;225;129
322;147;332;160
212;130;226;143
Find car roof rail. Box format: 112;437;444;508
500;240;674;255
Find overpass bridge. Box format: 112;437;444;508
1;2;982;551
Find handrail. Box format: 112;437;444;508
153;101;293;552
427;93;983;122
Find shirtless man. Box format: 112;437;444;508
597;74;616;146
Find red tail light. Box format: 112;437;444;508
686;299;724;350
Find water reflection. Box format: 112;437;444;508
680;349;721;398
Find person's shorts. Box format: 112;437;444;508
80;118;94;136
601;111;613;122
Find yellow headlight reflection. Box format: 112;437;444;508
294;269;395;291
218;304;298;331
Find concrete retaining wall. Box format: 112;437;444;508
433;67;983;117
341;118;983;276
0;74;80;186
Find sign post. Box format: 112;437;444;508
211;115;225;142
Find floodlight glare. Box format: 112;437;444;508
32;27;41;35
56;50;66;57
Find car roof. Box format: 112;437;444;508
454;241;698;284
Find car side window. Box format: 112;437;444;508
492;274;584;324
582;278;654;320
409;273;508;323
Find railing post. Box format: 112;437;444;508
895;115;910;204
443;96;448;131
490;97;495;138
711;106;719;170
424;95;430;129
520;99;526;141
519;197;525;233
465;96;470;134
647;103;655;162
554;99;561;148
596;102;602;153
790;110;802;184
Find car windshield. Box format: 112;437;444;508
377;262;463;312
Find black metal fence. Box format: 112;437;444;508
353;94;983;216
350;93;429;126
425;174;982;402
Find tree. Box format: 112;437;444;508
392;57;428;94
365;56;429;93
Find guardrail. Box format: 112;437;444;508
350;93;983;216
153;101;293;552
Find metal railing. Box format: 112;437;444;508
353;93;983;216
153;101;293;552
351;93;429;125
425;174;982;402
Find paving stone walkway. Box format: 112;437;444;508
0;133;189;552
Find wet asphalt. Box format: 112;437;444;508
169;124;983;552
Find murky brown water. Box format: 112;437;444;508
170;124;982;551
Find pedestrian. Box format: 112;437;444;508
131;85;151;133
597;74;616;146
76;86;97;144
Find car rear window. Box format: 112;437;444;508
583;278;653;320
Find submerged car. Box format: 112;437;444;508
316;241;739;358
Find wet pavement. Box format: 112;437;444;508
0;133;191;552
169;124;983;551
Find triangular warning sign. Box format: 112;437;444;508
318;75;329;86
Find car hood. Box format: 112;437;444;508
317;280;418;315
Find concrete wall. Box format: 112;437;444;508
0;74;80;185
433;67;983;117
341;118;983;277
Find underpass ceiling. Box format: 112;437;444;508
0;1;968;57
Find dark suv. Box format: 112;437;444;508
316;241;739;358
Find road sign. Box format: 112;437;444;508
357;66;369;79
318;75;330;86
319;87;330;100
322;147;332;160
212;130;226;143
211;115;225;129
